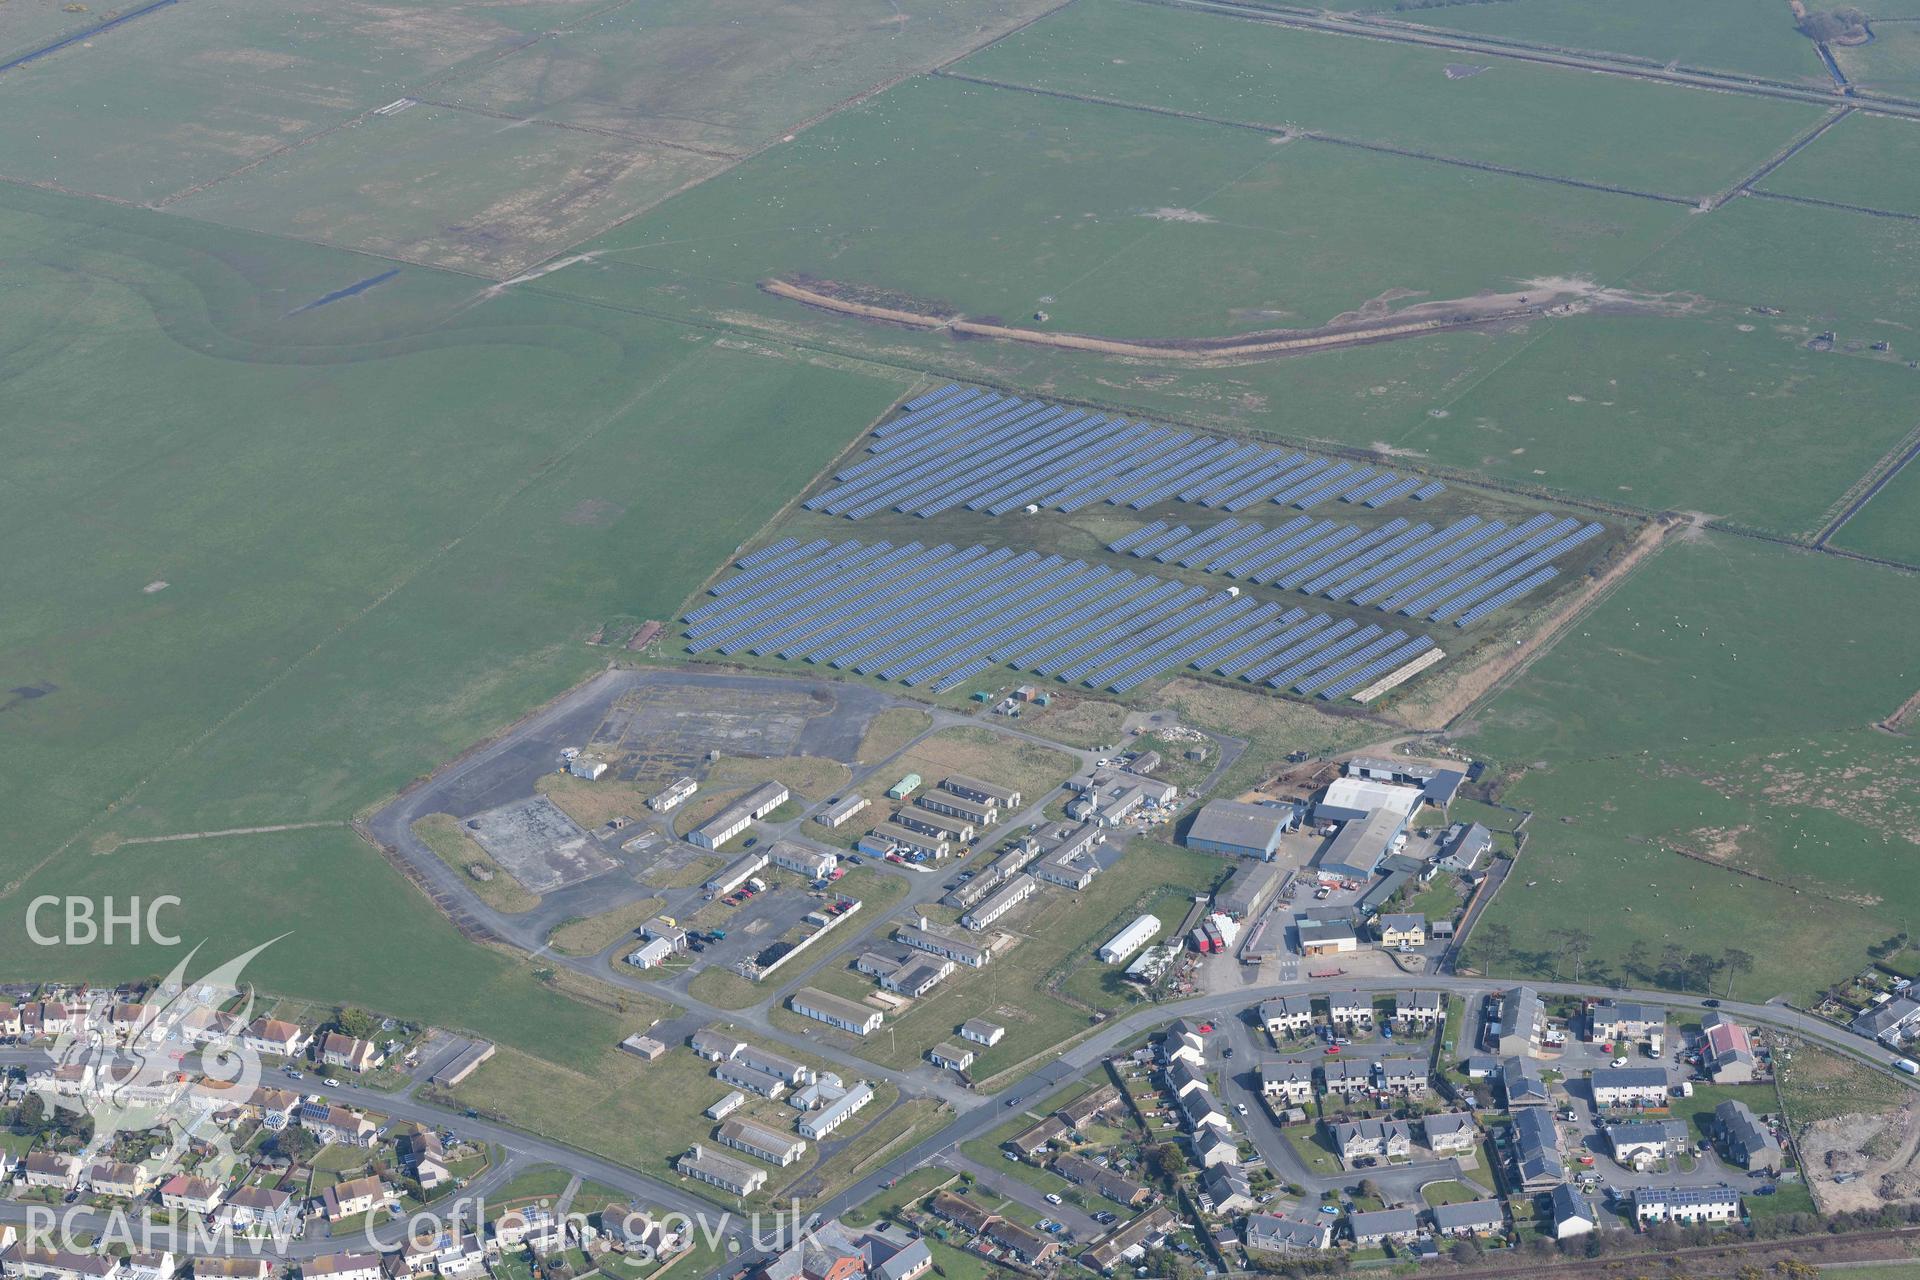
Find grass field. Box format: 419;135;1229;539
0;181;913;1049
548;897;668;957
1832;451;1920;566
1387;312;1920;538
955;0;1828;197
547;73;1695;342
1833;23;1920;95
779;841;1227;1078
1375;0;1830;84
854;708;934;764
1759;108;1920;218
1460;532;1920;1000
415;813;543;913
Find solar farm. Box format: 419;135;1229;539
683;386;1622;705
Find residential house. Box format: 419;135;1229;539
928;1190;997;1236
1438;823;1492;873
1175;1087;1228;1133
1393;991;1443;1033
928;1043;974;1073
1492;987;1547;1058
1430;1199;1506;1237
21;1153;80;1190
298;1102;377;1146
215;1186;299;1237
1198;1166;1254;1216
1376;1056;1429;1097
1162;1019;1206;1067
1551;1185;1597;1240
985;1220;1057;1268
243;1018;309;1059
160;1174;224;1216
1852;996;1920;1046
1259;997;1314;1041
1700;1012;1758;1083
1052;1155;1150;1208
1349;1209;1422;1247
302;1256;382;1280
959;1019;1004;1046
1716;1100;1783;1173
690;1028;747;1061
1327;992;1374;1030
1081;1209;1176;1274
493;1206;567;1255
1500;1057;1549;1108
798;1083;874;1140
13;1251;119;1280
190;1260;271;1280
1008;1117;1068;1159
1591;1067;1670;1109
1422;1112;1477;1155
1164;1060;1208;1099
715;1119;806;1168
1192;1127;1239;1170
86;1162;150;1199
318;1175;386;1223
1589;1001;1664;1044
1243;1213;1332;1256
1331;1118;1412;1166
960;875;1035;931
1511;1107;1566;1189
1607;1119;1689;1169
1323;1057;1376;1101
1375;914;1426;948
1633;1185;1742;1227
317;1033;382;1075
1056;1084;1123;1130
123;1253;174;1280
879;957;953;999
1260;1060;1315;1107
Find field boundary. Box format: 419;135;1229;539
1813;418;1920;548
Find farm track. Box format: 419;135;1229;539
935;70;1701;205
761;275;1543;360
1143;0;1920;120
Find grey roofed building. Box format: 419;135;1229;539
1192;1125;1240;1169
1439;822;1492;872
1850;995;1920;1043
1715;1099;1783;1171
1198;1165;1254;1215
1165;1059;1208;1098
1243;1213;1332;1255
1316;807;1406;882
1589;999;1664;1039
1175;1086;1227;1132
1297;919;1357;951
1216;863;1282;919
1607;1118;1688;1162
1700;1010;1758;1082
1348;1208;1422;1245
1394;990;1444;1025
1422;1111;1476;1152
1590;1065;1670;1104
1422;769;1466;807
1346;756;1438;783
1511;1106;1565;1187
1550;1184;1597;1238
1184;799;1288;861
1494;985;1547;1056
1429;1198;1505;1236
959;1017;1004;1045
1500;1056;1549;1107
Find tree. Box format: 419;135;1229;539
1722;948;1755;998
1622;940;1650;984
1475;923;1512;971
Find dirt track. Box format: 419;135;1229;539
760;276;1557;363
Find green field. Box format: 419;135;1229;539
1758;109;1920;218
545;73;1695;342
955;0;1828;196
1388;312;1920;537
1461;531;1920;1001
1373;0;1830;84
1832;453;1920;565
1834;23;1920;95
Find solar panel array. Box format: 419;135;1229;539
1105;509;1605;627
686;538;1438;698
808;385;1443;520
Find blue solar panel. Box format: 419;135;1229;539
932;658;996;694
971;418;1150;515
1332;518;1485;602
897;383;972;414
1244;618;1357;684
1291;629;1409;695
696;542;903;650
800;545;984;663
825;547;1013;668
1337;473;1401;505
1209;516;1313;577
1174;446;1272;504
1007;571;1148;668
890;409;1095;514
1267;624;1384;691
1130;525;1192;560
1186;522;1267;570
1100;437;1219;507
861;552;1039;677
1031;580;1186;677
1229;518;1339;582
1218;458;1329;512
821;397;1028;493
686;540;868;636
1124;439;1241;509
1318;636;1437;699
1100;595;1265;692
1047;426;1193;510
1055;585;1207;683
1156;519;1244;565
1454;568;1559;626
1362;477;1423;509
895;558;1081;684
1411;481;1447;501
736;536;800;570
696;539;831;608
1208;608;1312;676
1293;467;1373;510
1271;461;1353;507
1301;523;1434;597
1352;522;1509;606
1193;452;1301;507
1273;519;1411;590
1107;521;1170;555
1250;525;1360;583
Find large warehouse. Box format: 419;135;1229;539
1183;799;1291;861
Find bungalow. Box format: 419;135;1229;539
1500;1057;1549;1108
959;1019;1005;1046
893;810;973;845
715;1118;807;1168
1081;1209;1176;1274
318;1175;386;1223
1716;1099;1783;1173
928;1043;974;1073
1438;822;1492;873
302;1256;382;1280
917;791;996;830
960;875;1035;931
123;1254;174;1280
317;1033;382;1074
1331;1118;1412;1165
1008;1116;1068;1159
1052;1155;1150;1208
1259;997;1314;1040
689;1028;747;1062
160;1174;224;1216
1422;1112;1477;1155
797;1082;875;1139
1608;1119;1689;1168
1349;1208;1422;1247
813;795;869;831
1260;1060;1316;1107
1393;990;1444;1033
770;842;838;879
1244;1213;1332;1256
1327;992;1374;1029
1852;996;1920;1046
706;1091;746;1121
1198;1166;1254;1216
1633;1185;1741;1227
189;1261;271;1280
243;1018;309;1059
626;937;674;970
879;957;954;999
895;923;992;969
1056;1083;1124;1129
928;1190;997;1236
984;1220;1057;1268
675;1145;765;1197
179;1007;239;1046
941;775;1021;811
733;1042;813;1086
1591;1067;1670;1110
1375;914;1426;948
597;1206;677;1254
86;1162;150;1199
1551;1185;1597;1240
1430;1199;1506;1238
436;1236;489;1279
